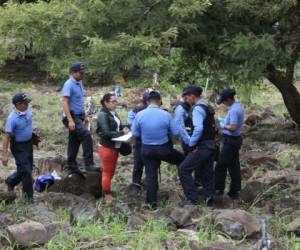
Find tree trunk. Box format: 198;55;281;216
266;64;300;129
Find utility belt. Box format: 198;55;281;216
62;111;85;127
222;134;243;148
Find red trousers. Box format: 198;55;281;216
98;145;119;194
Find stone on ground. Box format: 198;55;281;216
240;181;264;203
170;205;199;227
48;171;102;198
199;242;236;250
37;192;99;224
287;217;300;236
127;214;146;230
0;191;16;203
6;221;50;247
215;209;261;240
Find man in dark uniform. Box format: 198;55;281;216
2;93;34;200
174;97;202;187
178;85;216;206
61;62;99;175
132;91;184;208
127;91;149;190
215;89;244;199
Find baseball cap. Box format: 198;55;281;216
12;93;31;105
217;88;236;105
70;61;85;73
182;85;203;97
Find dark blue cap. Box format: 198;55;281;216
217;88;236;104
182;85;203;97
70;61;85;73
147;91;161;101
12;93;31;105
142;92;150;103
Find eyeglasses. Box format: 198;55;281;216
109;100;117;103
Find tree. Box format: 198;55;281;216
0;0;300;128
169;0;300;128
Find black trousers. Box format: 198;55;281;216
132;140;144;185
179;146;215;202
181;141;202;186
142;143;184;206
63;114;94;169
6;140;33;198
215;135;243;194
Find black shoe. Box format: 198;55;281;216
179;199;199;207
5;180;14;192
215;190;224;196
68;167;86;178
227;191;239;200
85;164;101;172
129;183;143;191
204;196;214;207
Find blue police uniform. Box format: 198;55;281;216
132;104;184;207
215;102;244;196
61;75;95;171
178;99;216;204
5;108;34;198
174;102;203;186
127;104;146;188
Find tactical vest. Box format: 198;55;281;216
191;104;216;142
176;102;193;134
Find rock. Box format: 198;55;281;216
0;214;14;228
241;151;278;166
215;209;261;240
257;169;300;185
36;154;66;173
127;215;146;230
240;181;264;203
28;203;56;225
287;217;300;236
37;192;99;224
0;191;16;203
245;114;262;126
200;242;235;250
251;234;283;250
45;223;72;238
48;171;102;198
170;206;199;227
177;229;200;250
6;221;51;246
215;218;245;240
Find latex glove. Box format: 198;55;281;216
218;117;226;129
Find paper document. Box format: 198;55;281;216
112;132;132;142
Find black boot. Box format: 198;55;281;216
85;164;101;172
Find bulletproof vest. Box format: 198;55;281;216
177;102;193;133
191;104;216;142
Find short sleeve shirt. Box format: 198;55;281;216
224;102;244;136
5;108;33;142
61;76;85;114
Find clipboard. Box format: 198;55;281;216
112;132;132;142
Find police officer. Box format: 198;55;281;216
61;62;99;174
174;97;202;187
215;89;244;199
128;92;149;190
132;91;184;208
178;85;216;206
2;93;34;200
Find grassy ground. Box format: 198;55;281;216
0;79;299;249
